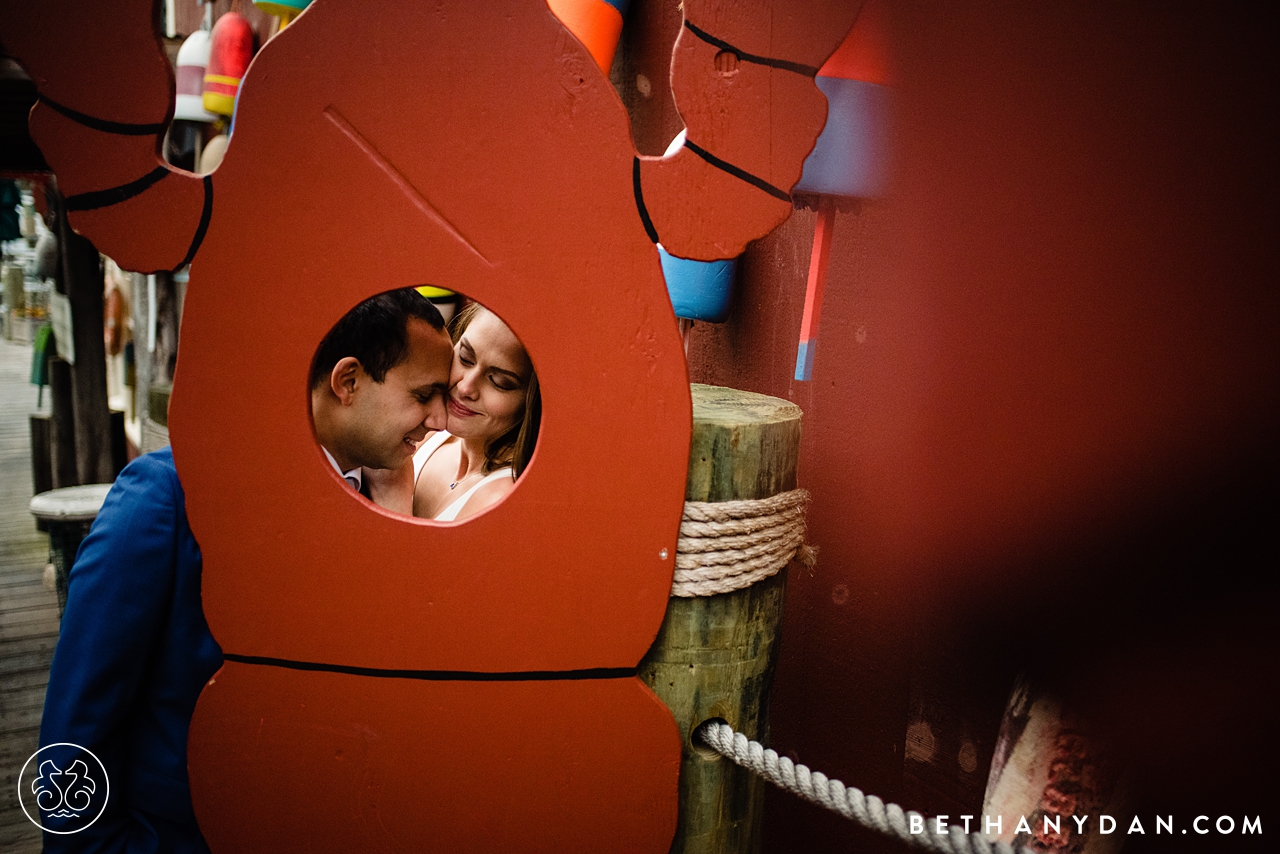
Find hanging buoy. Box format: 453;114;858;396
658;245;736;323
546;0;630;73
199;134;230;174
414;285;462;323
657;130;740;325
171;30;218;172
203;12;256;117
175;30;217;123
793;0;892;381
253;0;311;32
794;1;891;200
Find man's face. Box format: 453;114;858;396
344;318;453;470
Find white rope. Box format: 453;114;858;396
672;489;814;597
696;721;1032;854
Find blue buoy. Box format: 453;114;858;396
659;245;737;323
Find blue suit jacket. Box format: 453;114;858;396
39;448;223;853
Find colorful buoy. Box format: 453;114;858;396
657;130;741;324
546;0;630;73
203;12;255;117
175;30;217;123
659;245;737;323
253;0;312;31
793;0;891;381
793;0;891;200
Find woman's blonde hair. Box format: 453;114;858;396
449;302;541;478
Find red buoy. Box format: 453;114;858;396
203;12;255;117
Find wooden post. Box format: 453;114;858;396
639;383;802;854
30;413;53;496
56;194;114;484
48;357;78;489
109;408;127;477
152;269;181;387
30;413;53;532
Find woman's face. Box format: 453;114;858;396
446;308;531;442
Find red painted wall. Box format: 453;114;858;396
679;2;1277;851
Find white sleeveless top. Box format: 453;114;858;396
413;431;513;521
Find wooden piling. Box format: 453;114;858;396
48;357;77;489
639;384;802;854
29;413;52;532
109;408;127;477
57;201;113;485
29;413;52;497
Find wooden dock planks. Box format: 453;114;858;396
0;336;58;851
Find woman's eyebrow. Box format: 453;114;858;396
489;365;525;383
459;336;526;383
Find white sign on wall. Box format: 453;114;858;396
49;291;74;365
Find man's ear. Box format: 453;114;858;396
329;357;362;405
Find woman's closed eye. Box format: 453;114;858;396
490;374;520;392
458;342;522;392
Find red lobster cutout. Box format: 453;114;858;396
2;0;860;849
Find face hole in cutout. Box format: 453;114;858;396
309;287;540;523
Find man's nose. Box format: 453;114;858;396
424;395;447;431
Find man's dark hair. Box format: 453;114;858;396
310;288;446;388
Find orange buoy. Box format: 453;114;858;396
546;0;628;73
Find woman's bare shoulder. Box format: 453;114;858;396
450;474;516;521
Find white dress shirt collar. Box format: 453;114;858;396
321;445;362;491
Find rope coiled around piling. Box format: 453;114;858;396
671;488;814;597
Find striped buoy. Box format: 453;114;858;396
793;0;891;200
175;30;217;122
203;12;256;117
253;0;311;30
794;0;892;381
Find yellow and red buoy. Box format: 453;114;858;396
203;11;256;117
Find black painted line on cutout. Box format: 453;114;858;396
633;157;660;244
683;140;792;203
40;95;168;136
223;653;637;682
64;166;171;212
683;21;819;77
